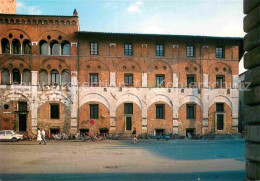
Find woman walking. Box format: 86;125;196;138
37;128;42;144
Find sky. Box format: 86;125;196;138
16;0;247;74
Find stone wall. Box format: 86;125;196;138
243;0;260;180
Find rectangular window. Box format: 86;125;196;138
156;104;165;119
90;73;98;86
90;104;98;119
187;45;194;57
216;103;224;112
18;102;27;111
156;44;164;56
186;104;195;119
124;103;133;114
216;47;224;58
216;75;225;88
124;44;132;56
50;104;59;119
156;75;165;87
124;74;133;86
90;42;98;55
187;75;196;87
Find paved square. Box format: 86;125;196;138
0;139;245;180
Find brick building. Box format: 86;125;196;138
0;10;243;137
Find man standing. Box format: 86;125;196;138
41;128;46;145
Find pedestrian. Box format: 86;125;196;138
132;127;138;143
41;128;46;145
37;128;42;144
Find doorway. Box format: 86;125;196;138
186;128;195;137
19;114;27;131
100;128;109;134
155;129;164;136
125;117;132;131
50;128;60;134
216;114;224;130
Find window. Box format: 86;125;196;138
23;39;31;54
124;103;133;114
12;39;21;54
22;69;31;84
216;75;225;88
124;74;133;86
187;45;194;57
51;70;60;85
156;104;165;119
50;104;59;119
187;75;196;87
90;43;98;55
51;41;60;55
156;75;165;87
12;68;21;84
6;130;12;135
18;102;27;111
61;41;70;55
156;44;164;56
61;70;70;85
0;131;4;135
124;44;132;56
216;103;224;112
216;47;224;58
186;104;195;119
90;104;98;119
39;69;48;85
1;38;10;54
1;69;10;85
90;73;98;86
39;40;49;55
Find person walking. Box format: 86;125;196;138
41;128;46;145
132;127;138;143
37;128;42;144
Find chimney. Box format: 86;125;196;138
73;9;78;16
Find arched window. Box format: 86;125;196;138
61;40;70;55
1;38;10;54
16;19;20;24
39;69;48;85
1;69;10;85
23;39;31;54
50;40;60;55
51;69;60;85
10;19;14;24
55;20;59;25
21;19;25;24
12;68;21;84
61;69;70;85
72;20;76;25
39;40;49;55
22;69;31;84
12;39;21;54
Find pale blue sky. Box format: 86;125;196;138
16;0;246;74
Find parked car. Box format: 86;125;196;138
0;130;23;142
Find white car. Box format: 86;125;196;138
0;130;23;142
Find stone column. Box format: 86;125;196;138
142;73;147;87
110;72;116;87
70;71;78;133
243;1;260;180
31;71;38;133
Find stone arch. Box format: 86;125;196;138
179;95;203;111
0;58;30;72
115;93;142;110
39;91;72;107
39;59;70;73
209;95;232;110
117;59;141;72
0;29;32;41
38;30;72;43
147;94;173;110
79;93;110;112
81;60;110;72
209;62;232;74
3;91;32;107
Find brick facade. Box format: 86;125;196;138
0;11;243;137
